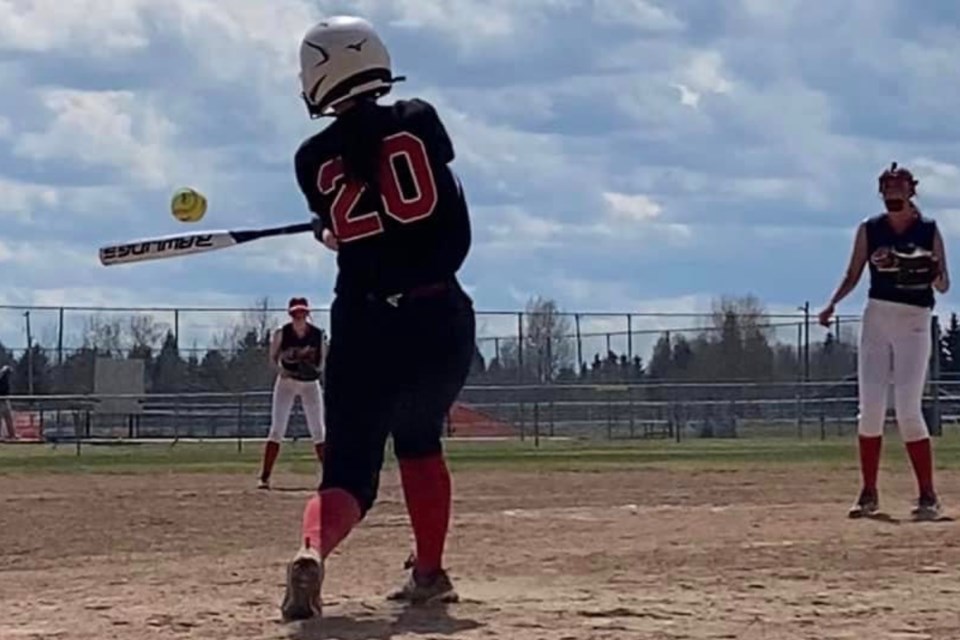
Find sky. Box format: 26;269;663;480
2;0;960;355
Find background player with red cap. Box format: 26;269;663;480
819;162;950;521
278;15;476;622
257;296;327;489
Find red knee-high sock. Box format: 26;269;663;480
859;435;882;492
300;489;362;559
906;438;935;496
399;454;452;576
314;442;325;462
261;441;280;481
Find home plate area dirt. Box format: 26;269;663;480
1;467;960;639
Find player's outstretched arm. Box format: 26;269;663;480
819;222;869;327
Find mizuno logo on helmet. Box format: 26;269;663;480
304;41;329;66
347;38;367;51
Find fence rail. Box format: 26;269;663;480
5;378;960;453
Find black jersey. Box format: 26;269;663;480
294;98;471;297
278;323;325;377
864;213;938;309
0;368;9;397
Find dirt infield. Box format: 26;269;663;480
1;462;959;639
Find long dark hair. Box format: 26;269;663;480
337;97;385;188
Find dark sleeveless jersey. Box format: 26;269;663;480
278;323;324;378
864;213;937;309
294;98;471;297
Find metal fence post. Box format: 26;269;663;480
575;314;583;374
533;401;540;449
931;314;942;437
236;392;245;453
57;307;64;366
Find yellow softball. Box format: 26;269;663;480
171;187;207;223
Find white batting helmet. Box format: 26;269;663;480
298;16;404;118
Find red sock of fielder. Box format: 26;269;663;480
261;441;280;481
858;435;882;492
905;438;935;497
399;454;452;577
300;488;361;558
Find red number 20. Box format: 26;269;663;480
317;132;439;243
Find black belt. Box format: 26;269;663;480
362;281;453;307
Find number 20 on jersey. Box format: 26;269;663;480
318;132;439;243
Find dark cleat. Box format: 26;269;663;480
848;488;879;519
388;565;459;605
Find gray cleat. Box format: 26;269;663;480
281;545;324;622
387;558;459;605
911;493;943;522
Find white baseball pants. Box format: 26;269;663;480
857;298;931;443
268;375;326;444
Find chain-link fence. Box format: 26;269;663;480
0;303;875;392
0;302;878;394
0;302;955;450
6;375;958;450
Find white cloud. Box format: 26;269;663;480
377;0;515;41
0;0;149;54
671;83;701;108
592;0;683;31
238;233;336;277
483;207;568;250
350;0;602;53
0;0;323;58
603;192;662;221
0;179;58;222
0;115;10;137
0;238;93;273
726;177;799;199
678;50;733;96
413;92;588;198
909;158;960;200
14;90;178;188
737;0;805;25
171;0;318;82
479;200;692;259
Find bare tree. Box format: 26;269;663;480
82;315;125;356
498;296;574;383
128;314;167;360
242;296;274;346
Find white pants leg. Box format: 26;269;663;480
268;375;326;444
857;299;931;441
890;306;932;443
268;375;298;443
298;379;326;444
